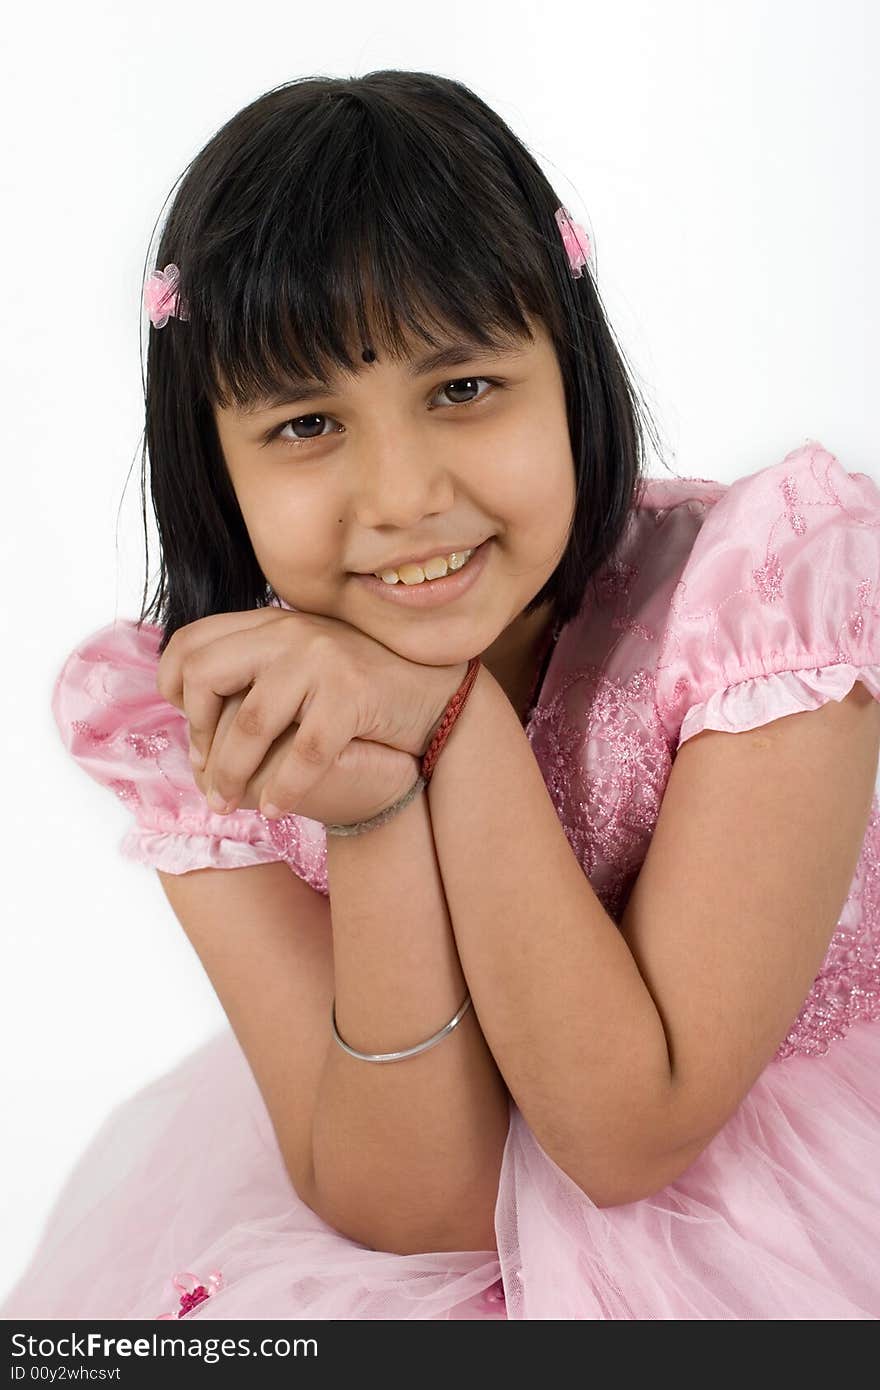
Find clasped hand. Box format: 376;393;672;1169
155;607;470;824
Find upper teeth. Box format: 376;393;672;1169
374;548;475;584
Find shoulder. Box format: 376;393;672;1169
635;473;729;516
527;440;879;917
634;436;880;548
649;440;880;747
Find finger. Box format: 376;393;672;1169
183;674;228;775
155;608;290;711
180;623;291;770
259;698;356;820
203;663;313;810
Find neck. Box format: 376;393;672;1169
479;603;557;723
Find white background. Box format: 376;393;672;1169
1;0;878;1305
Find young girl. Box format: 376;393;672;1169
4;70;880;1322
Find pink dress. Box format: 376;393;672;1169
4;438;880;1321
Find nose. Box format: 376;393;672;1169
352;428;456;530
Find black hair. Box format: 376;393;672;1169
135;70;670;654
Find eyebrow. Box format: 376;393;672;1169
240;341;528;415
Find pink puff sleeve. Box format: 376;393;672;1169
654;440;880;749
51;618;329;891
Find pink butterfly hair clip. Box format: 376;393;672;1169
555;205;592;278
144;263;190;329
156;1268;224;1319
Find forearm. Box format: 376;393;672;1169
426;666;674;1207
311;782;511;1255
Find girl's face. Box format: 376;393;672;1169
213;317;576;706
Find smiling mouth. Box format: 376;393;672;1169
351;536;493;606
353;539;490;579
368;548;477;585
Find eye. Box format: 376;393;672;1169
264;376;505;452
433;376;497;408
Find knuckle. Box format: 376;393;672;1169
294;730;327;767
308;632;336;669
186;646;210;681
234;701;266;739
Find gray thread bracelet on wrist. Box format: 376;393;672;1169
323;655;481;838
331;991;473;1063
323;772;427;836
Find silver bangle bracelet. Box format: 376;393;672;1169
331;991;473;1063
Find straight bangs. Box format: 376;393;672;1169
167;91;568;413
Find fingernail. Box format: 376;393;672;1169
261;802;282;820
207;788;230;814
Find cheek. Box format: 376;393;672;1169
239;489;339;576
482;397;574;518
485;446;574;536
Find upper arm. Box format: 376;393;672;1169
157;860;334;1202
619;680;880;1170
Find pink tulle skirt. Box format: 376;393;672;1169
3;1020;879;1320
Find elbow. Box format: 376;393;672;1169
313;1207;497;1257
549;1134;712;1211
583;1172;675;1210
305;1175;499;1256
535;1077;717;1210
377;1219;498;1257
570;1165;682;1211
